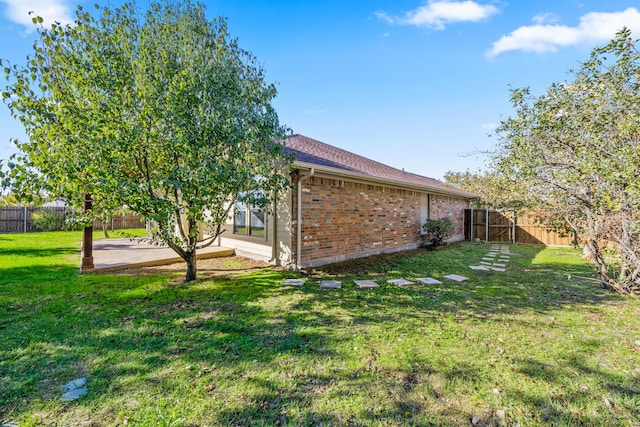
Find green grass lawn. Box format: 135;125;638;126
1;232;639;426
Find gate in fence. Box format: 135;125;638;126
464;209;576;246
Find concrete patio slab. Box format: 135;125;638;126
90;238;234;272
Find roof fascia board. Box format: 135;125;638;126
292;160;474;199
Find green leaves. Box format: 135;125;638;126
2;1;292;281
493;30;640;294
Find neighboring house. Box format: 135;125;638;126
220;134;475;268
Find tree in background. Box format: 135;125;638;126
493;29;640;295
443;169;535;210
1;1;293;281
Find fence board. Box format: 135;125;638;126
0;206;145;233
465;209;575;247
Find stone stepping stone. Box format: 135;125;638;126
480;261;493;266
469;265;490;271
482;257;495;262
282;279;305;287
320;280;341;289
416;277;443;285
354;280;379;289
443;274;469;282
490;267;506;272
492;263;507;267
61;377;87;402
388;278;414;286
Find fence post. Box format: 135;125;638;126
470;208;474;241
485;208;489;243
81;194;95;271
23;206;27;233
512;211;516;245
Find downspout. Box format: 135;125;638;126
270;189;278;264
296;168;315;270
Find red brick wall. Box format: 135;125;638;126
429;194;469;241
292;175;469;267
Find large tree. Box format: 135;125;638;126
1;1;293;281
443;169;535;209
493;29;640;295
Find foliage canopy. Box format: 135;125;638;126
1;1;293;280
493;28;640;294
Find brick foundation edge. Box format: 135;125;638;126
300;234;465;269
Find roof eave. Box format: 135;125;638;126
291;160;476;199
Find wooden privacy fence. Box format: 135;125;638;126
464;209;576;246
0;206;145;233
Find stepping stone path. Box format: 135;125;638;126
478;245;512;272
416;277;443;285
354;280;380;289
278;244;514;293
443;274;469;282
61;377;87;402
388;278;414;286
320;280;341;289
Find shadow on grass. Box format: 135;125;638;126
304;242;617;318
0;264;79;288
1;242;636;425
0;246;79;258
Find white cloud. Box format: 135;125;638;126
481;122;496;130
0;0;74;31
489;7;640;56
532;12;559;25
377;1;499;30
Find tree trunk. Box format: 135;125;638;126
586;239;610;287
185;250;197;282
102;222;110;239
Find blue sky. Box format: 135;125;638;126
1;1;639;180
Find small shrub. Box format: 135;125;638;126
422;218;453;247
30;209;65;231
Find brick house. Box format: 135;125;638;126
220;134;475;268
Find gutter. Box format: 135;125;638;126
293;160;475;199
296;167;314;269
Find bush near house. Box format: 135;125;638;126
422;218;453;247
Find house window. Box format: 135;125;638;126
234;200;266;238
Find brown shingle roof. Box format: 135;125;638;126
285;134;475;198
